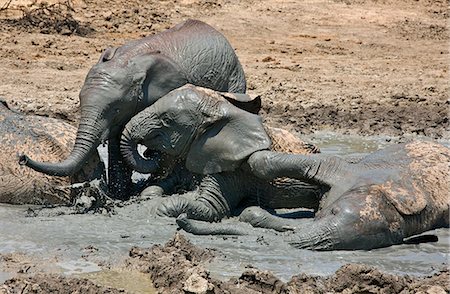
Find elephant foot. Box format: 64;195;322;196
176;214;247;236
238;206;297;232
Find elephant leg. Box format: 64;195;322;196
176;214;248;235
141;164;196;198
108;136;132;200
156;172;245;222
155;195;218;221
247;151;346;187
238;206;303;232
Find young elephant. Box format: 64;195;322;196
19;19;248;200
0;100;104;205
181;140;449;250
120;85;322;224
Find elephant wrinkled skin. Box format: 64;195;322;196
0;100;104;205
224;140;448;250
120;85;449;250
120;85;322;229
19;19;247;199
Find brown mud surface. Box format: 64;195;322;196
126;233;450;293
2;233;448;293
0;0;448;138
0;0;448;292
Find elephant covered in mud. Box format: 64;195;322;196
120;84;322;225
0;100;104;205
179;140;450;251
19;19;248;199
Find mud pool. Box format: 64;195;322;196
0;133;448;283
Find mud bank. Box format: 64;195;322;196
2;233;448;294
126;234;450;293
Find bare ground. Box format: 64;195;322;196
0;0;448;138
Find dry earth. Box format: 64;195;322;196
0;0;448;138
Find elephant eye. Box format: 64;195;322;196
160;116;170;126
331;207;339;215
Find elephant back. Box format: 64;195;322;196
159;20;246;93
265;126;320;155
125;19;246;93
0;105;104;204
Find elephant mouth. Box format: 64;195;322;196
142;148;178;178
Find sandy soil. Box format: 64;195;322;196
0;0;448;139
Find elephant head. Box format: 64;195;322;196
19;20;249;187
120;85;271;175
19;49;188;176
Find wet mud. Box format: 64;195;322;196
0;0;448;292
2;233;448;294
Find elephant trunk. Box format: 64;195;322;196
120;119;159;174
288;216;343;251
19;105;107;177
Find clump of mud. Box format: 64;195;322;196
126;233;218;293
0;274;128;293
2;234;448;293
0;1;93;36
126;233;450;294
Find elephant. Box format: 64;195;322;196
120;84;323;226
0;100;104;205
19;19;248;200
177;140;450;251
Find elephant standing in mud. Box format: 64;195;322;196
120;85;322;225
19;19;247;199
0;100;104;205
179;140;450;250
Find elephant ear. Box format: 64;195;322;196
186;97;271;175
98;46;118;62
220;92;262;114
129;52;188;105
377;179;427;215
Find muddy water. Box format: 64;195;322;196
0;133;448;284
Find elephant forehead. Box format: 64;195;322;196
86;63;134;87
154;97;199;124
172;85;227;106
158;86;226;120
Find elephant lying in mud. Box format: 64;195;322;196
120;85;449;250
120;85;322;226
178;140;450;250
19;19;248;200
0;100;104;205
